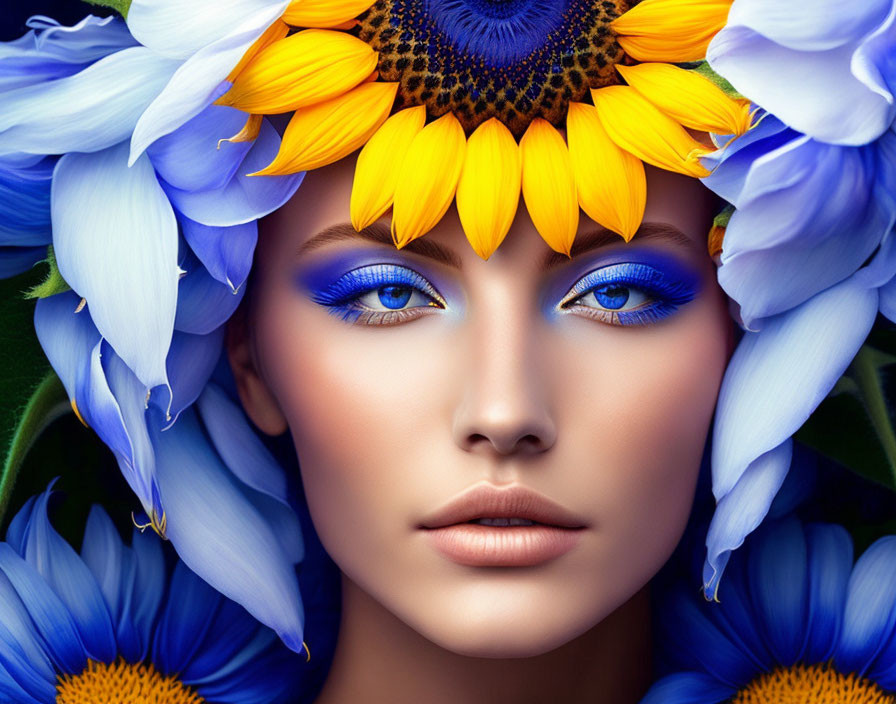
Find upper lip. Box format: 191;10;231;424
419;484;588;529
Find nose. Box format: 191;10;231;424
452;290;557;456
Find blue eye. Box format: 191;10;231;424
559;262;698;326
312;264;445;325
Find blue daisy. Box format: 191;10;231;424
644;517;896;703
0;484;303;704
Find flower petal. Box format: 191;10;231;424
0;247;46;278
350;106;426;231
218;29;377;114
392;112;467;247
253;81;397;175
566;101;645;240
52;142;179;392
617;63;752;136
456;118;521;259
519;118;578;254
180;217;258;292
174;255;245;335
592;86;711;177
163;119;304;227
611;0;733;63
0;47;179;157
639;673;734;704
0;156;52;247
282;0;375;27
155;328;227;422
802;523;853;664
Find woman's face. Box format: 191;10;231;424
234;156;731;658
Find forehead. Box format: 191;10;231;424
259;153;717;267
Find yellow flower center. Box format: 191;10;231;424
56;660;205;704
732;663;896;704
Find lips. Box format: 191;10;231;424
419;484;587;567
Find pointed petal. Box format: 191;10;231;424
129;528;166;661
618;63;752;136
81;507;127;625
282;0;375;27
218;29;377;114
566;101;645;240
180;217;258;291
128;0;290;60
151;409;305;652
174;256;246;335
52;142;179;391
592;86;711;177
155;328;226;422
611;0;733;62
226;20;289;82
350;106;426;231
391;113;467;247
520;118;578;255
147;105;253;192
163;119;304;227
0;47;179;157
0;571;56;699
253;81;397;175
802;523;852;664
456;118;521;259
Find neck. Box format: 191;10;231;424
313;575;653;704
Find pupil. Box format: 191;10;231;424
378;285;413;309
594;285;629;310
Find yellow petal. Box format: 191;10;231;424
618;63;751;136
566;102;645;241
592;86;711;178
611;0;733;63
350;106;426;231
226;20;288;83
708;223;725;257
456;118;521;259
392;113;467;248
218;29;377;113
519;118;579;255
282;0;375;27
252;82;397;175
217;113;263;149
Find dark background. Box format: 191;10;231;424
1;1;112;40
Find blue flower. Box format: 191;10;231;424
708;0;896;146
643;518;896;703
0;484;303;704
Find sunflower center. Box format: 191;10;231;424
56;660;205;704
732;663;896;704
358;0;634;135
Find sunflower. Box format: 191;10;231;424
217;0;749;257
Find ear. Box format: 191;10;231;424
226;308;289;436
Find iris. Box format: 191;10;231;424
592;284;629;310
645;517;896;704
378;284;413;308
0;484;302;704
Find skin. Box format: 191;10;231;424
229;155;732;703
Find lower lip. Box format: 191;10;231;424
422;524;583;567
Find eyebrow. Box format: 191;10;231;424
297;221;463;269
540;222;701;269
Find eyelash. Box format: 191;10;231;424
312;264;446;326
558;262;697;327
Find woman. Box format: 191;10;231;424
0;0;894;701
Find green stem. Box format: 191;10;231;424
853;347;896;487
0;373;70;524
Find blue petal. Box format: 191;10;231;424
639;673;734;704
836;536;896;675
180;217;257;291
802;523;853;664
747;519;807;666
152;328;226;422
147;105;252;192
0;544;86;674
151;408;305;652
853;4;896;139
153;561;222;673
189;646;297;704
717;138;894;324
180;598;262;682
53;142;179;391
17;488;117;663
5;495;37;555
0;15;138;91
174;255;245;335
162;119;304;226
0;658;48;704
0;48;179;156
0;570;56;688
880;275;896;322
0;155;53;246
129;528;166;662
129;1;289;160
0;246;46;278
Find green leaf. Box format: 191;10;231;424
83;0;132;19
713;204;734;229
25;246;72;300
689;61;746;101
796;329;896;492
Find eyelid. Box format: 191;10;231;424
313;263;446;308
558;262;695;308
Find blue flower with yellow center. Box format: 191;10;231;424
644;518;896;704
0;485;303;704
